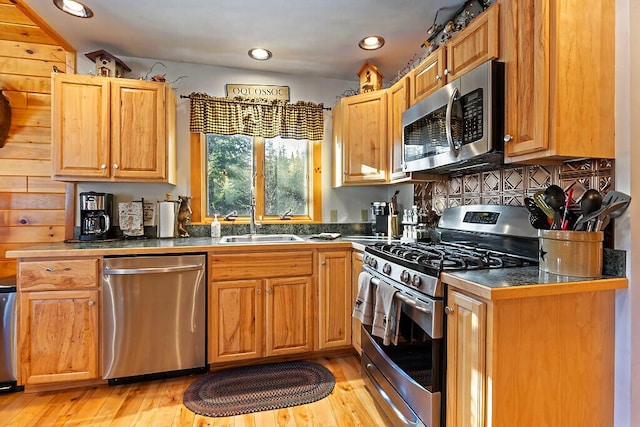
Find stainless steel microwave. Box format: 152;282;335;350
402;60;505;175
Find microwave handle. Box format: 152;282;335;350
445;86;461;156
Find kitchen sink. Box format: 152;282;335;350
218;234;305;244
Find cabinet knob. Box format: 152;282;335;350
100;164;107;169
321;261;326;266
503;134;513;143
445;306;454;315
112;164;119;169
88;300;95;306
45;267;54;272
435;74;442;81
444;68;449;76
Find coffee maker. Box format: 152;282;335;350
79;192;114;241
371;201;390;237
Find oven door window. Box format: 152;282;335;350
364;310;443;393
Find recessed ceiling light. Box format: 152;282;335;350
358;36;385;50
248;48;273;61
53;0;94;18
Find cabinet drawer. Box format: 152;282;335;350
18;258;100;291
210;251;313;280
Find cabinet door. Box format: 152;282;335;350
341;91;388;185
52;74;110;179
209;279;263;363
318;251;351;349
502;0;550;158
446;3;499;81
351;250;364;353
265;276;313;356
388;77;410;182
446;290;486;427
19;290;99;385
409;49;446;106
111;80;168;180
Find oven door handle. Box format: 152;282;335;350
370;276;433;315
396;292;433;315
445;86;461;156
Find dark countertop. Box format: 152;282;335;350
5;235;375;258
442;266;627;300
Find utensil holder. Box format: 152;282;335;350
538;230;603;278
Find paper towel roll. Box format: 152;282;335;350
157;201;177;238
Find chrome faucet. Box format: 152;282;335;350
249;197;256;234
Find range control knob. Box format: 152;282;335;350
382;263;392;275
411;275;422;288
400;270;410;284
368;257;377;269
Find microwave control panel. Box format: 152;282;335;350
461;88;483;144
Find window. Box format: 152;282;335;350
192;133;321;223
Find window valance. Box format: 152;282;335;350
188;93;324;140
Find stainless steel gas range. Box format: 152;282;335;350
357;204;539;427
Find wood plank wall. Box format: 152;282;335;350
0;0;75;277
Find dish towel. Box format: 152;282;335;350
352;271;374;325
371;280;402;346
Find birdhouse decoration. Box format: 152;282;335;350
84;49;131;78
357;61;383;93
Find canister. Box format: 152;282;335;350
538;230;603;278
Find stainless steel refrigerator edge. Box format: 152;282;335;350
102;254;206;381
0;281;17;391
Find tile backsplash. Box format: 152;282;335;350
415;159;614;215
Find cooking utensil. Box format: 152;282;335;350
524;197;550;229
594;192;631;231
573;199;627;231
534;190;560;229
561;188;573;230
543;185;566;212
573;189;603;231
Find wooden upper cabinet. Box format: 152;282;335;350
52;74;110;179
446;3;499;81
339;90;388;185
387;76;411;182
409;49;446;106
501;0;615;162
51;74;176;183
409;3;499;106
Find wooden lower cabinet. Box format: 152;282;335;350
351;249;364;353
19;289;99;385
17;257;101;387
208;250;315;364
317;250;351;349
209;276;313;364
446;290;486;427
445;284;616;427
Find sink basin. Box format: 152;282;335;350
218;234;305;244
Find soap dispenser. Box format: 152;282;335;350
211;214;221;238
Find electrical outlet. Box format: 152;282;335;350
361;209;368;222
330;209;338;222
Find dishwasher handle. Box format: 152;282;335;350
104;263;204;275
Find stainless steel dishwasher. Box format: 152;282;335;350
102;254;207;382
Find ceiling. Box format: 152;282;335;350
23;0;462;82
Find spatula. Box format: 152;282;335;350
594;190;631;230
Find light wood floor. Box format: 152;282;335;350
0;355;391;427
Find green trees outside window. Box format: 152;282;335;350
206;134;310;219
